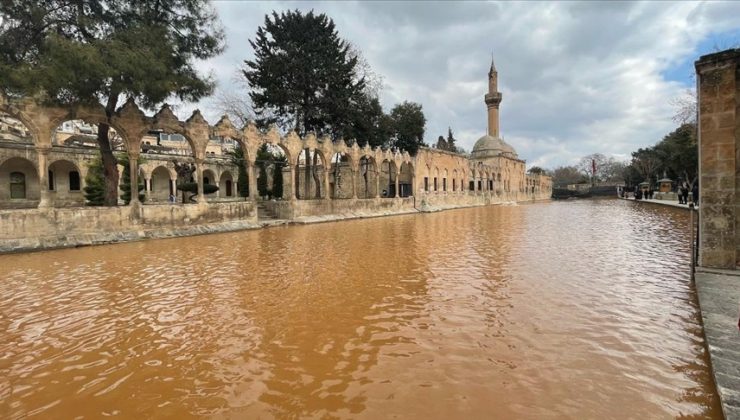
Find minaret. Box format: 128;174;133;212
484;57;503;137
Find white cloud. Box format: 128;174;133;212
176;0;740;169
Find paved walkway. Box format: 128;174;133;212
620;196;697;210
695;268;740;420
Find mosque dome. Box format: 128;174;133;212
471;134;518;159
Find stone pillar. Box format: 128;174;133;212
395;169;400;198
323;168;331;200
170;179;176;200
36;147;52;208
128;152;140;206
696;49;740;268
351;168;358;199
194;158;205;203
248;161;258;201
288;164;296;200
214;175;221;199
375;168;380;198
144;177;152;202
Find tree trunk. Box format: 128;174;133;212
97;123;120;206
312;152;321;198
97;93;120;206
304;148;311;199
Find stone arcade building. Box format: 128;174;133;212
0;62;551;252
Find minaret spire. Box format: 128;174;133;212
484;57;502;137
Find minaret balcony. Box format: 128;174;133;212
484;92;502;106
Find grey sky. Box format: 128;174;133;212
176;1;740;169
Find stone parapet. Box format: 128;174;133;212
696;48;740;269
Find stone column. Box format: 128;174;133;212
248;161;258;201
395;169;400;198
288;164;296;200
375;168;380;198
194;158;205;203
214;175;221;199
128;152;141;206
36;146;52;208
144;177;152;202
323;168;331;200
351;168;358;199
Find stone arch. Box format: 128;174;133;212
296;148;326;200
356;155;378;199
48;159;84;206
150;165;174;202
219;170;235;198
399;161;414;197
203;168;217;186
0;113;33;144
379;159;398;198
0;156;39;206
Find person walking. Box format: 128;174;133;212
682;183;690;205
678;184;685;204
692;183;699;205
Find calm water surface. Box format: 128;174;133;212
0;199;721;418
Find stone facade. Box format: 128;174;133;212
696;48;740;269
0;61;551;252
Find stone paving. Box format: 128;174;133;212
620;196;697;210
695;268;740;420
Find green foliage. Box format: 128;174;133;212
244;10;365;137
258;163;269;198
228;145;249;197
627;123;697;186
273;162;284;199
527;166;547;175
118;154;145;204
83;157;106;206
0;1;225;107
390;101;426;155
551;165;587;187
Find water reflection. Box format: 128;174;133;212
0;199;721;418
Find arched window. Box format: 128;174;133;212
69;171;80;191
226;180;233;197
48;170;55;191
203;177;210;185
10;172;26;199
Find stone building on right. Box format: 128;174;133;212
695;48;740;269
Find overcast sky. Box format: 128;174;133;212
178;1;740;169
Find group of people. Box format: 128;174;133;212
634;188;654;200
677;183;699;205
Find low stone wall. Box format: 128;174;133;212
0;201;257;253
262;197;416;220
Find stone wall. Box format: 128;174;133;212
696;48;740;269
0;201;257;253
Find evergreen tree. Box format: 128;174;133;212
118;154;145;204
228;145;249;198
436;135;447;150
258;163;269;198
0;1;224;206
273;162;284;199
83;157;105;206
243;10;365;137
390;101;426;155
446;127;457;151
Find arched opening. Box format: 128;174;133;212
399;162;413;197
219;170;235;198
255;143;289;200
443;169;448;192
296;149;325;200
0;157;39;208
379;159;398;198
150;166;173;203
203;169;216;186
452;169;458;192
48;160;84;206
356;156;378;199
433;167;439;192
329;152;353;199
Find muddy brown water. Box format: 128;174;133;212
0;199;721;418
